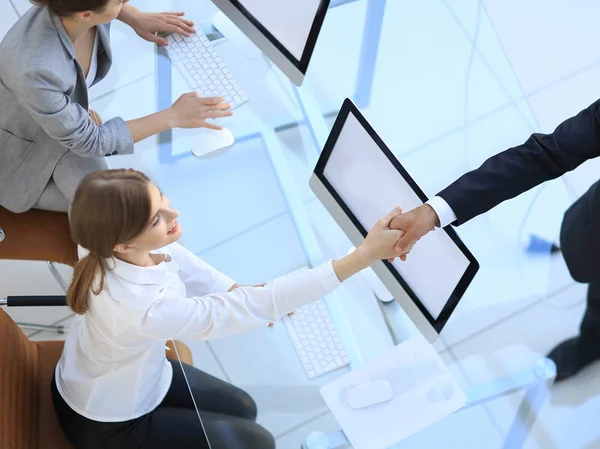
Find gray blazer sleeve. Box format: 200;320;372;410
14;66;134;157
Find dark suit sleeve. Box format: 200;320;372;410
437;99;600;226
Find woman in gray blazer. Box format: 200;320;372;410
0;0;233;213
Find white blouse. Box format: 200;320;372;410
55;242;341;422
85;28;99;88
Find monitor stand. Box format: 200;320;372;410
202;11;261;59
347;247;394;303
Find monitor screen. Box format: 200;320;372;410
315;100;479;326
227;0;329;72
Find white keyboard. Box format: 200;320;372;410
283;298;351;379
164;32;249;109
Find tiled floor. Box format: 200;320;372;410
3;0;600;447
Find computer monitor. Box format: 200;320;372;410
310;99;480;342
211;0;330;86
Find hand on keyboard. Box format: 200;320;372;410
169;93;233;130
164;32;249;109
129;11;196;46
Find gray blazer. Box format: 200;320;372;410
0;6;134;213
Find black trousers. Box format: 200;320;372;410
51;360;275;449
560;180;600;344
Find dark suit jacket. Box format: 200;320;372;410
437;99;600;226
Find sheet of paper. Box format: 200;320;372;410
320;335;467;449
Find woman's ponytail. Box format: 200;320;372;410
66;253;106;314
67;169;153;314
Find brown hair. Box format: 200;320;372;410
31;0;111;16
67;169;152;314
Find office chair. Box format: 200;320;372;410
0;206;77;333
0;307;193;449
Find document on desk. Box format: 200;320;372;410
320;334;467;449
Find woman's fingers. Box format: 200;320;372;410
209;102;233;111
201;122;223;131
163;17;195;35
203;109;234;119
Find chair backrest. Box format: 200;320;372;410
0;207;77;266
0;307;195;449
0;308;41;449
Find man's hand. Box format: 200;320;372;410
388;204;440;259
119;6;196;46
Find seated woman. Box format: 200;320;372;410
51;168;404;449
0;0;231;213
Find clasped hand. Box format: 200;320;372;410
387;204;440;261
129;11;196;46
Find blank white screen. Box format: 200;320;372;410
237;0;322;61
322;114;470;320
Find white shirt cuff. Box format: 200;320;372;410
426;196;457;228
270;261;342;314
315;260;343;290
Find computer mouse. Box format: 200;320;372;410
347;379;394;410
190;127;235;157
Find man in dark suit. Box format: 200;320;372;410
390;99;600;382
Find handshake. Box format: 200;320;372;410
361;204;440;263
388;203;440;259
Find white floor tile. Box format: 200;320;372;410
199;212;307;291
276;412;340;449
450;284;596;449
28;320;73;342
155;137;289;256
0;0;19;41
399;402;502;448
398;100;533;195
278;124;320;204
443;0;533;114
308;0;366;113
482;0;600;95
526;65;600;134
0;260;73;328
277;413;337;448
310;0;529;158
10;0;31;16
367;0;509;153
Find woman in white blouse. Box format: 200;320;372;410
51;168;405;449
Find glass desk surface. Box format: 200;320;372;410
92;0;595;447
